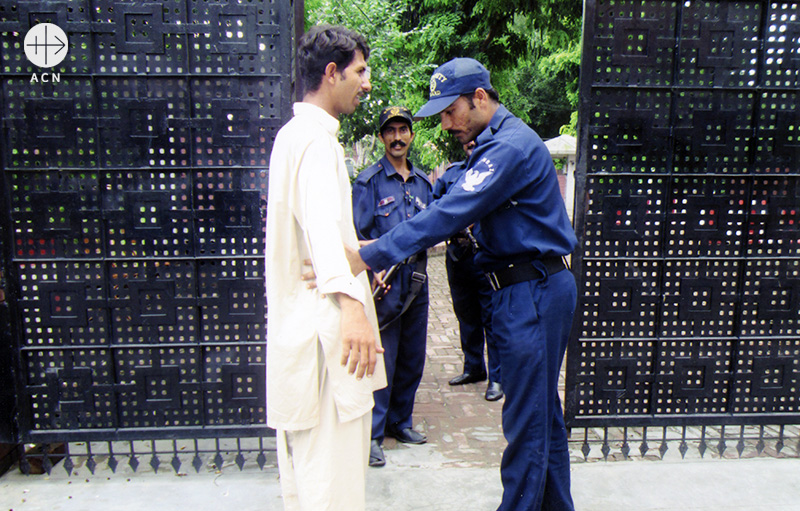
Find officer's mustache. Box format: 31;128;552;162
390;141;406;149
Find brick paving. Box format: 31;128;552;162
386;249;507;468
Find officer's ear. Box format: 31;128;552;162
473;88;491;106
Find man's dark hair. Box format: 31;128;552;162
297;25;370;96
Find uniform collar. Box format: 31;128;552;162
293;102;340;137
475;104;511;146
378;155;417;179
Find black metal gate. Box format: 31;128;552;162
567;0;800;446
0;0;297;468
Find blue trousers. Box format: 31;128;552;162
372;267;428;442
446;250;501;383
491;266;576;511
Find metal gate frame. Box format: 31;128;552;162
567;0;800;437
0;1;301;472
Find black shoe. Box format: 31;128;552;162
386;426;427;444
448;371;487;386
369;440;385;467
485;381;504;401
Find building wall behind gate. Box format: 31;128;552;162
0;0;295;443
567;0;800;428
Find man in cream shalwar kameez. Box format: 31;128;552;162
265;26;386;511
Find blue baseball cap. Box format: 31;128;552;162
414;58;493;118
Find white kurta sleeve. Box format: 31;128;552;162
295;138;367;306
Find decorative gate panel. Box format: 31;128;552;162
567;0;800;428
0;0;295;445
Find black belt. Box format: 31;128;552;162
484;256;566;292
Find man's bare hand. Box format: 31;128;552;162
371;269;391;300
345;244;371;276
338;294;383;379
300;259;317;290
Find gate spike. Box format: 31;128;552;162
716;439;726;458
42;454;53;475
19;456;30;475
638;439;649;458
42;444;52;475
171;455;182;473
86;456;97;474
63;456;74;475
86;443;96;474
600;441;610;460
150;454;160;473
679;441;688;459
193;454;204;473
736;438;745;458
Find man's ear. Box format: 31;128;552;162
474;88;490;105
323;61;338;84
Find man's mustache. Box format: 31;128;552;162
390;141;407;149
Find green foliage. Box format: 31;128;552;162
305;0;583;171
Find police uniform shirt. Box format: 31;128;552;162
434;160;475;262
432;160;464;200
360;105;577;272
352;155;433;240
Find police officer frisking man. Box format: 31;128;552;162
435;140;503;402
348;59;578;510
352;106;433;468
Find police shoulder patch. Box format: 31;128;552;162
461;157;495;192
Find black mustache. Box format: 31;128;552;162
390;141;407;149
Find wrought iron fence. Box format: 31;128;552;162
17;437;276;476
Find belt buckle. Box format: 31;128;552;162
411;271;427;284
486;272;501;292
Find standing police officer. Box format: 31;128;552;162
435;141;503;401
352;106;433;467
348;59;577;510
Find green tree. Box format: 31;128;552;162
306;0;582;169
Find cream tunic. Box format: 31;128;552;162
266;102;386;431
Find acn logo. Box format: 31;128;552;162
24;23;69;68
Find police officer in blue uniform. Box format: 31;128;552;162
349;60;577;510
434;141;503;401
352;106;433;468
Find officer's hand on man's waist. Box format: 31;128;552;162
345;242;373;276
300;259;317;290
